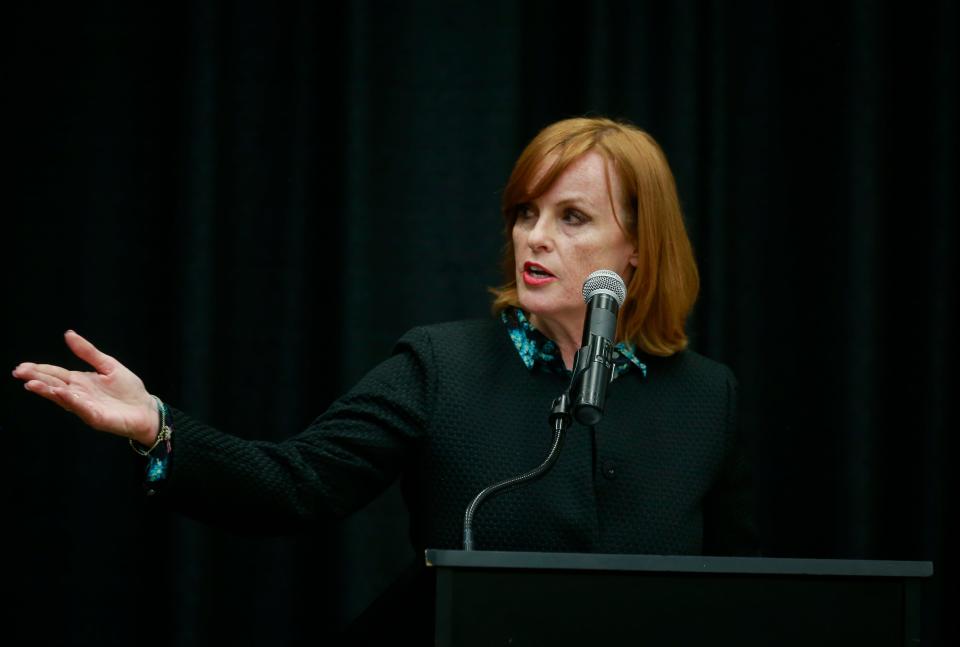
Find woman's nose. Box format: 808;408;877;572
526;214;553;251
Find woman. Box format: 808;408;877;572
13;117;755;556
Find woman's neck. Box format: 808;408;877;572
528;312;582;370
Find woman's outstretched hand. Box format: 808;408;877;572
12;330;160;446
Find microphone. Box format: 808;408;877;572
568;269;627;426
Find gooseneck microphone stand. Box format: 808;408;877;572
462;392;572;550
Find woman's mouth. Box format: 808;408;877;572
522;262;556;286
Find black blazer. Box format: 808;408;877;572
160;317;756;557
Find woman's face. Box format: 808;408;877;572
512;151;638;335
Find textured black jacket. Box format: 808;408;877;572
161;317;756;557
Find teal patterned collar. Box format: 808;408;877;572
500;307;647;379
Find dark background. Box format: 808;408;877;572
3;1;955;644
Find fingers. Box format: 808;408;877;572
21;366;69;388
35;364;70;384
64;330;116;375
12;330;114;382
12;362;68;386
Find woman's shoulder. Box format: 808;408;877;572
642;347;737;386
400;317;504;346
392;317;512;368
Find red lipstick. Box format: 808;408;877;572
522;261;556;286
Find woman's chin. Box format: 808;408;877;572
516;290;547;316
517;295;561;322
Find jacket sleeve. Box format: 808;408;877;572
702;368;760;556
153;327;436;534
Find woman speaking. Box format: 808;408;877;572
13;116;756;558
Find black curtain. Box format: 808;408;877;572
4;1;955;644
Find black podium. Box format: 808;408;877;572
425;549;932;646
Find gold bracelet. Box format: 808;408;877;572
129;396;172;456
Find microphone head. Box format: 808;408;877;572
582;269;626;306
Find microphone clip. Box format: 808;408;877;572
549;392;572;430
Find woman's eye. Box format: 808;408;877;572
516;204;535;220
562;209;586;225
